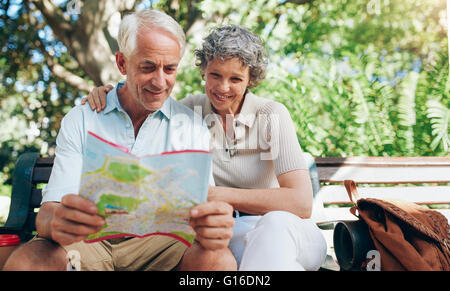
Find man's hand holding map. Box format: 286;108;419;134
78;131;212;246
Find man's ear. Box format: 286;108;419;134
116;52;127;75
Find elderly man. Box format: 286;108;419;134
4;9;236;271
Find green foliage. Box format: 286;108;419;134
0;1;89;184
0;184;11;197
242;0;449;157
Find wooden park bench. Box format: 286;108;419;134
0;152;449;270
0;153;52;242
310;156;450;270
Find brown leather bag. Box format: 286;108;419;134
343;180;450;271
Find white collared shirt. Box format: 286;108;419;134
42;82;212;203
181;92;307;189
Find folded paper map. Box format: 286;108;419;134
78;131;212;246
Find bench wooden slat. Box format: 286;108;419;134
315;156;450;166
35;157;54;166
317;166;450;183
318;185;450;205
322;207;450;222
319;208;358;222
32;167;52;183
25;211;37;231
30;188;42;208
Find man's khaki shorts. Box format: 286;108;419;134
31;235;188;271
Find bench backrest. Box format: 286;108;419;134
3;153;449;240
314;156;450;222
3;153;53;241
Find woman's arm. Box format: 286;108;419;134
208;169;313;219
208;100;314;219
81;84;113;111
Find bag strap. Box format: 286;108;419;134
344;180;360;218
344;180;360;203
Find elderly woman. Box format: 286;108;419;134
83;25;327;271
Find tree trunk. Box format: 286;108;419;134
30;0;137;90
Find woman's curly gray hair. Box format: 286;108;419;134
195;25;268;88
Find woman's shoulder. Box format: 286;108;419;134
247;92;289;116
179;94;207;110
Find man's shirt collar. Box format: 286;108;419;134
103;81;172;120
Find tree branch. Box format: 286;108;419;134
45;56;93;92
266;12;282;40
30;0;72;26
29;0;73;48
282;0;315;5
25;5;92;92
184;0;201;33
40;43;93;92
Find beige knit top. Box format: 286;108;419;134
180;92;307;189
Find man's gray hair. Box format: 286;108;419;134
195;25;268;88
118;9;186;58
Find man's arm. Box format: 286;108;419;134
36;195;105;246
37;107;106;245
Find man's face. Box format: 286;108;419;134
117;26;181;112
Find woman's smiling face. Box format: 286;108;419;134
204;57;250;118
